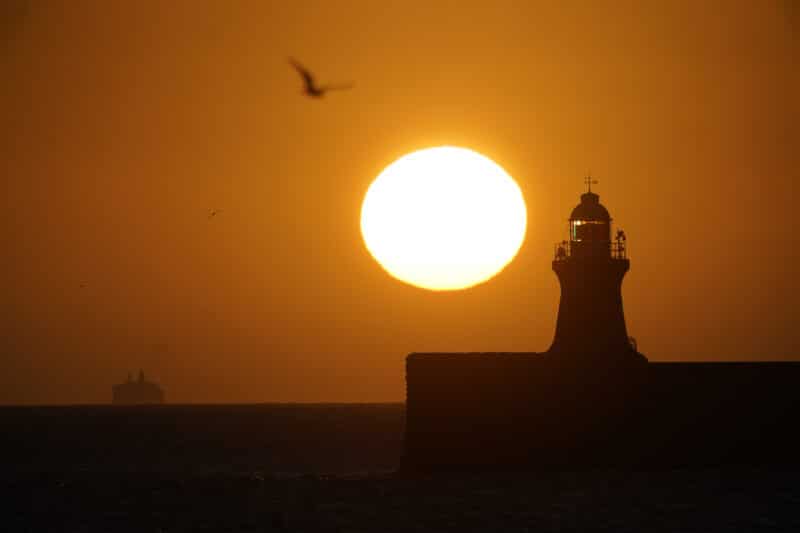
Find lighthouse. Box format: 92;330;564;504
403;176;800;472
549;177;645;365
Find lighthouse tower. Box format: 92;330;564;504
549;178;645;365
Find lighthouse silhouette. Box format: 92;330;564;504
549;177;646;365
403;176;800;472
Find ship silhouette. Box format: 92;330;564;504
112;370;164;405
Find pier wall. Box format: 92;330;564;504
403;354;800;470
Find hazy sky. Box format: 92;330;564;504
2;1;798;403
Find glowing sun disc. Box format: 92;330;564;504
360;146;527;291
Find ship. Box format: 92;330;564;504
112;370;165;405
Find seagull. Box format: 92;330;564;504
289;58;353;98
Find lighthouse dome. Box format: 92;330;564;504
570;192;611;222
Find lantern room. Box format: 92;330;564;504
569;191;611;243
554;178;627;262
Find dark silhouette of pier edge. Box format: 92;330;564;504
403;180;800;471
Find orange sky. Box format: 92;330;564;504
2;0;798;403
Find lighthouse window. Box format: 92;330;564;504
571;220;609;242
577;222;591;241
571;221;582;240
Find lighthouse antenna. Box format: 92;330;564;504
584;173;598;193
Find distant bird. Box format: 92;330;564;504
289;58;353;98
208;209;221;219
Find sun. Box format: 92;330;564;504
360;146;527;291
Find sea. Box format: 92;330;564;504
2;404;798;532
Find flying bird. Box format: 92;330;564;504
289;58;353;98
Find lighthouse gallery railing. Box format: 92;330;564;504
553;241;627;261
